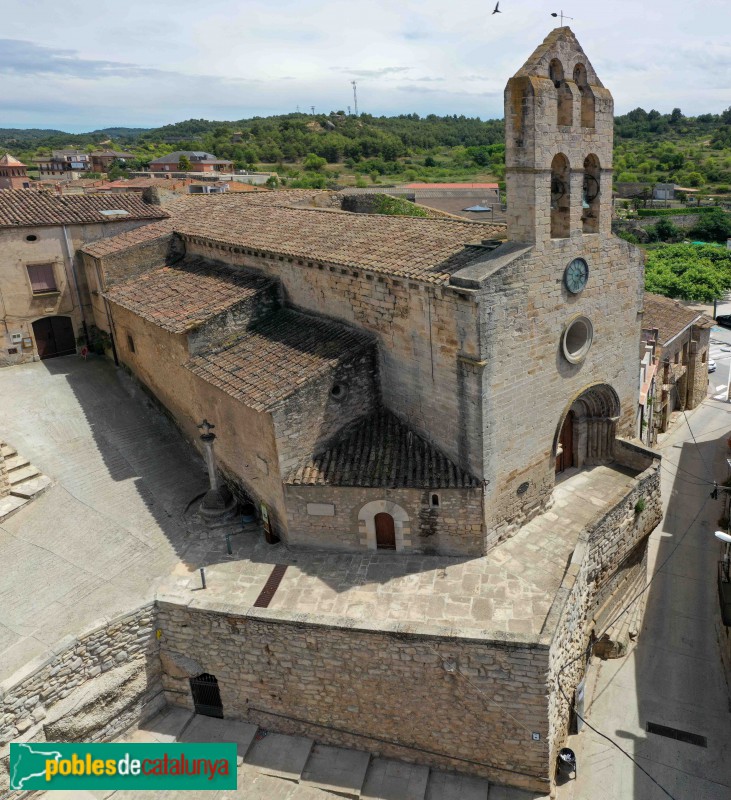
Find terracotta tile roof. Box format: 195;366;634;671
171;197;503;284
186;308;373;412
0;190;169;228
286;410;479;488
80;219;176;258
104;257;275;334
77;192;505;283
642;293;714;346
0;153;26;167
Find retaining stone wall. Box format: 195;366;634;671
546;458;661;775
157;604;552;793
0;605;161;798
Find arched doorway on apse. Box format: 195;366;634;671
555;384;621;475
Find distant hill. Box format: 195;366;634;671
2;106;730;192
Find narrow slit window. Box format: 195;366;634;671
127;334;135;353
430;493;440;508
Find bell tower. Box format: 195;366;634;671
504;28;613;247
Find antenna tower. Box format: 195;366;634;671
351;81;358;116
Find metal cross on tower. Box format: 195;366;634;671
551;10;574;25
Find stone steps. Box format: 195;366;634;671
116;709;522;800
593;570;647;659
0;440;52;521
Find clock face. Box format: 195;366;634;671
565;258;589;294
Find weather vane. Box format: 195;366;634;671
551;11;574;25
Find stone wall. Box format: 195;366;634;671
631;212;705;230
181;237;486;479
157;603;552;793
111;304;289;537
545;456;661;774
0;220;163;367
284;484;484;555
339;193;461;220
0;605;161;798
477;235;645;543
272;347;379;475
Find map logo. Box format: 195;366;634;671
10;742;237;791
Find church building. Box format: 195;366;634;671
80;29;647;560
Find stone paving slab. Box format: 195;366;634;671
361;757;429;800
121;707;194;744
181;716;258;760
161;463;639;640
425;769;489;799
300;743;371;797
9;474;52;499
245;731;314;781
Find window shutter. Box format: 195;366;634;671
27;264;57;293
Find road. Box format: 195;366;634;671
562;366;731;798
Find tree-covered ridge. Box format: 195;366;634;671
2;105;731;189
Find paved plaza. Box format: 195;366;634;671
0;357;208;682
164;463;639;640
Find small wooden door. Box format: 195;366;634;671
374;512;396;550
32;316;76;359
556;410;574;473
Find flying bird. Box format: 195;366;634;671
493;1;501;12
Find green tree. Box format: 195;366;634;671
303;152;327;171
177;155;192;171
645;243;731;301
689;209;731;242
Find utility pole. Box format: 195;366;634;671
351;81;358;117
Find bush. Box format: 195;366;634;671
372;195;429;217
652;218;681;242
689;208;731;242
637;206;721;217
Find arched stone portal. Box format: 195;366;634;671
554;384;620;472
358;500;410;552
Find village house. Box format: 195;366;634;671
0;191;169;365
641;292;713;435
148;151;234;173
89;149;135;173
33;149;92;178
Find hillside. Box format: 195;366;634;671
2;107;730;191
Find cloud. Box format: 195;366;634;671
0;39;168;79
338;66;411;78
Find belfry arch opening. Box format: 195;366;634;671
550;59;573;127
554;384;620;474
550;153;571;239
573;63;595;128
582;154;601;234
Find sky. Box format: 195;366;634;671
1;0;730;132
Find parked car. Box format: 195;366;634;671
709;359;717;373
715;315;731;328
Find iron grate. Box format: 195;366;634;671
253;564;288;608
646;722;707;748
